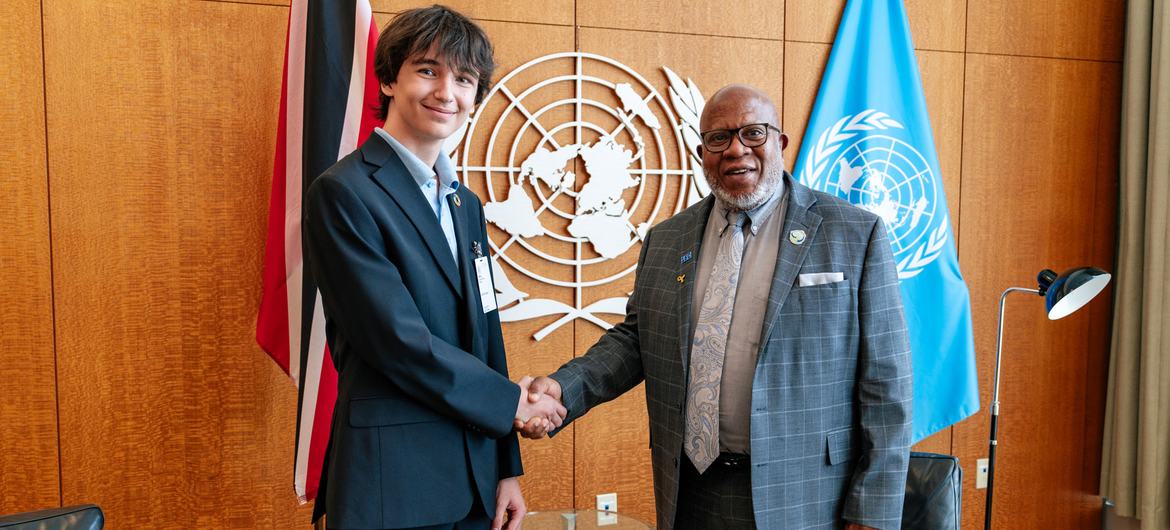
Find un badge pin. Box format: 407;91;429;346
789;229;806;245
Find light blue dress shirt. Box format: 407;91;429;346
374;128;461;269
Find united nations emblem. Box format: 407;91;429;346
445;53;708;339
799;109;948;280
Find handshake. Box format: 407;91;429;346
512;375;565;439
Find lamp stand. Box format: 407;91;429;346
985;286;1039;530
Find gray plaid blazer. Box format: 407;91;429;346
551;174;912;530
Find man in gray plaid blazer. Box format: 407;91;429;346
521;85;912;529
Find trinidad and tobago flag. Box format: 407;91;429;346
256;0;381;506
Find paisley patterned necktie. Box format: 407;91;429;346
684;211;746;473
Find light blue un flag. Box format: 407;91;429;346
794;0;979;442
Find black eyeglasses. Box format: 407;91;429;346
699;123;783;153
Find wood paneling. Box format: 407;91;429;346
781;41;831;171
43;1;312;527
785;0;966;52
0;0;61;515
954;54;1119;529
967;0;1124;61
1082;62;1121;503
579;27;784;119
916;49;966;248
372;0;573;26
3;0;1122;528
578;0;784;40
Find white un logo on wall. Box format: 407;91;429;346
800;110;948;280
444;52;708;340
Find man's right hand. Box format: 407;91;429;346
514;376;566;438
513;376;564;439
526;376;561;405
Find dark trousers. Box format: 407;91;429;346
328;494;490;530
674;453;757;530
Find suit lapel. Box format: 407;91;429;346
676;196;716;368
451;189;482;353
758;174;822;348
361;136;462;295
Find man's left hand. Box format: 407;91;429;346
493;477;526;530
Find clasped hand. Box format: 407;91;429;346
513;375;565;439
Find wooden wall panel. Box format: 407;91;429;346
954;53;1119;530
43;1;313;527
5;1;1120;528
781;41;831;171
0;0;61;515
967;0;1124;61
372;0;573;26
785;0;966;52
578;0;784;40
1081;62;1121;503
579;27;785;118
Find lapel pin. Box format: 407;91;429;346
789;229;806;245
680;250;693;264
676;274;686;284
452;194;462;207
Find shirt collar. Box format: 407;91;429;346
713;179;786;236
374;127;461;192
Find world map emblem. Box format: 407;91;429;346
799;109;948;280
444;52;708;339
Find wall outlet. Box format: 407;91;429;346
596;492;617;526
976;458;989;489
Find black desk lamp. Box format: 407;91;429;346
985;267;1112;529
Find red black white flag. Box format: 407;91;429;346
256;0;381;504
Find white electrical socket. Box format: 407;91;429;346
976;458;989;489
596;493;617;526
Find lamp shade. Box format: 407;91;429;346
1043;267;1112;320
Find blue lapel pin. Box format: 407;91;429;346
680;250;693;265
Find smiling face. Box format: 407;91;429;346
380;44;478;158
698;85;789;211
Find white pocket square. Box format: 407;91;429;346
798;272;845;287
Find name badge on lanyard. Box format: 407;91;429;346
472;241;497;313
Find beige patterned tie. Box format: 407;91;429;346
684;211;746;473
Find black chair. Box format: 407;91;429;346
902;452;962;529
0;505;103;530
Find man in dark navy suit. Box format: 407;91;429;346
304;6;565;530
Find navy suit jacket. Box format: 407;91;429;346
304;133;523;529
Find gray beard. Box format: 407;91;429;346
708;163;785;212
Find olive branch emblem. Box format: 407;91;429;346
799;109;948;280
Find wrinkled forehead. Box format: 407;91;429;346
700;93;779;131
